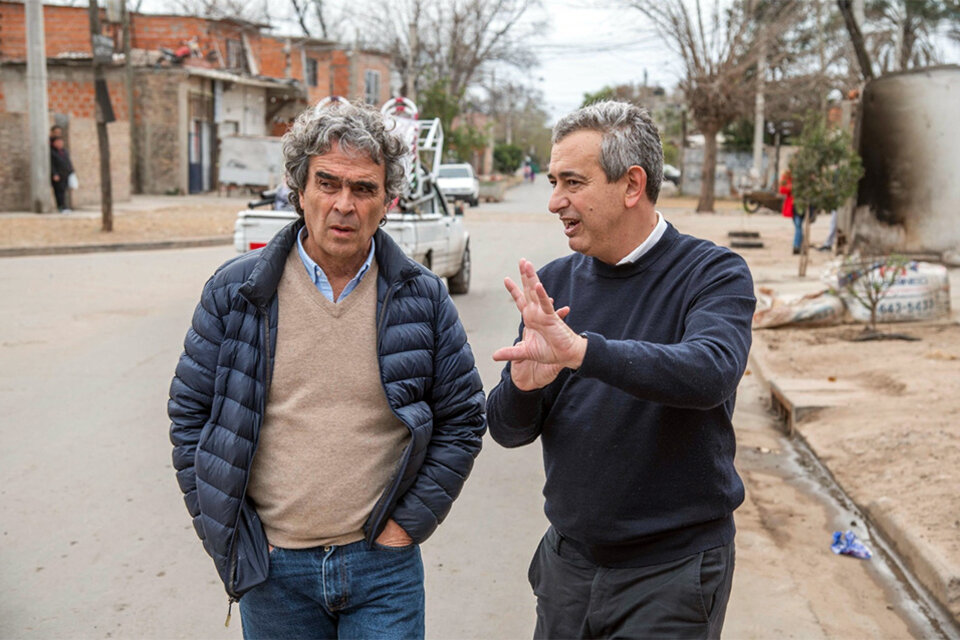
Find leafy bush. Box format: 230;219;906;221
789;114;863;215
494;143;524;174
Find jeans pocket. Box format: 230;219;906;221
372;541;415;552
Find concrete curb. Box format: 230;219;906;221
0;236;232;258
747;348;960;625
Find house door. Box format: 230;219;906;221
188;119;203;194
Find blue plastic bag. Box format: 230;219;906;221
831;530;872;559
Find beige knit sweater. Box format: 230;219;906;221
247;248;411;548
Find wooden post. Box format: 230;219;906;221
88;0;113;232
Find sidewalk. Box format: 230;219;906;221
0;194;247;256
4;194;958;627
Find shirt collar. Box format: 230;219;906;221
617;211;667;265
296;226;376;302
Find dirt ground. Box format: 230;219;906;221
663;204;960;622
3;192;958;622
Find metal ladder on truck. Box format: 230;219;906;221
380;97;445;213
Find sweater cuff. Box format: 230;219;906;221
499;370;544;425
575;331;611;380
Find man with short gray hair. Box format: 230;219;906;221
487;100;755;638
169;100;485;638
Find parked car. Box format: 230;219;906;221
663;163;681;186
437;163;480;207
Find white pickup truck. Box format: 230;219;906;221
231;97;472;294
233;184;471;294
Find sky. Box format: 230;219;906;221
522;2;681;123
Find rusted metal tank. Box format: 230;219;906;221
846;65;960;257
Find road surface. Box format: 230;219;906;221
0;181;940;637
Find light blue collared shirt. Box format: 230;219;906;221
297;227;375;302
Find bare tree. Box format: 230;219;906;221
626;0;797;212
163;0;270;23
863;0;959;72
289;0;353;39
361;0;541;105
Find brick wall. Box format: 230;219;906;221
0;64;131;210
325;50;391;105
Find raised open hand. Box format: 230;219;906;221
492;259;586;391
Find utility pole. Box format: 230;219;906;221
816;0;827;112
26;0;52;213
121;0;139;194
88;0;114;231
679;107;687;196
752;35;766;185
407;20;418;103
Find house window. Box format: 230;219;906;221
226;39;246;71
364;70;380;105
306;58;318;87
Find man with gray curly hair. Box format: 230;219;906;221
169;100;485;638
487;100;755;638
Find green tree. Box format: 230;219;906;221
865;0;960;72
448;124;488;164
789;113;864;275
789;115;863;214
494;143;524;173
419;79;462;136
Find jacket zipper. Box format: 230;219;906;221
225;303;273;621
367;275;419;544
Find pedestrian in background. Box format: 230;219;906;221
487;100;755;639
779;169;802;254
168;99;485;639
50;136;73;213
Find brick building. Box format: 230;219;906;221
0;1;393;210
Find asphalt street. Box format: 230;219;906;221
0;180;935;638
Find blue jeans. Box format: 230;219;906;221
239;540;425;639
792;210;804;250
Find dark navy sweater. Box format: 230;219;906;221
487;223;756;567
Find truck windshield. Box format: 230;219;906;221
439;167;471;178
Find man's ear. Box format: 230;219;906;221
624;166;647;208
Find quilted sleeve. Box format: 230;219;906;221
390;279;486;542
167;275;228;540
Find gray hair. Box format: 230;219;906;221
552;100;664;203
281;99;408;216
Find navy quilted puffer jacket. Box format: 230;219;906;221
168;219;485;599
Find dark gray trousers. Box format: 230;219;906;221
528;527;735;639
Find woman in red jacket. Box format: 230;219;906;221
779;169;803;254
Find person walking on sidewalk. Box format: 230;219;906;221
50;136;73;213
780;169;803;254
486;100;756;639
168;100;485;639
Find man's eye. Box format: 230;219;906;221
318;180;339;192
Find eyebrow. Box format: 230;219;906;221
314;170;380;191
548;170;588;181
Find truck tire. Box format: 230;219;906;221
448;244;470;295
469;196;479;207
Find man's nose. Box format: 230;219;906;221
333;187;357;213
548;187;567;214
